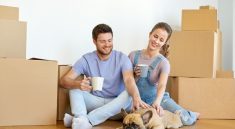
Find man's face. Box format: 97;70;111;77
94;33;113;56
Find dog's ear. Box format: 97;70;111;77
141;110;153;125
121;108;128;118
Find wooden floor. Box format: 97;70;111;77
0;120;235;129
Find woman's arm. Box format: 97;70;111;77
152;72;168;115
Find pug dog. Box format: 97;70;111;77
117;108;183;129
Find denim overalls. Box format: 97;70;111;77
134;50;163;105
133;50;197;125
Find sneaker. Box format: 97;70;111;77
63;113;73;127
72;117;92;129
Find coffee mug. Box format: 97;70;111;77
137;64;149;77
91;77;104;91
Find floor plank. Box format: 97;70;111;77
0;120;235;129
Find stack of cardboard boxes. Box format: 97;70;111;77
168;6;235;119
0;5;58;126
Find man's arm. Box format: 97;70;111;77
122;70;149;110
60;69;92;91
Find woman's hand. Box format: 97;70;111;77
152;102;164;116
134;66;141;78
132;97;151;111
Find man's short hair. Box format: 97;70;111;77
92;24;113;41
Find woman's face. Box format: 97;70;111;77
148;28;168;51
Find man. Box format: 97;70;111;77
60;24;148;129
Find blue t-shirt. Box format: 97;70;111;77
73;50;133;98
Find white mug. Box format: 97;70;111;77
92;77;104;91
137;64;149;77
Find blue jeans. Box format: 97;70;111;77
69;89;132;125
161;92;197;125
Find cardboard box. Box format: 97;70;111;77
169;31;218;78
170;77;235;119
0;20;26;58
57;65;71;120
200;5;216;10
182;9;217;31
0;5;18;20
216;71;235;78
166;77;176;101
0;58;58;126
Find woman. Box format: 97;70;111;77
128;22;199;125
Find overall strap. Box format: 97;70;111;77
133;50;141;66
149;54;164;74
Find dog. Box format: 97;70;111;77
117;108;183;129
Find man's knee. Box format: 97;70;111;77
116;90;132;111
69;89;91;99
69;89;83;95
119;90;132;101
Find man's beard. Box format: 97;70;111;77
97;47;113;56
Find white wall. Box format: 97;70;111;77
218;0;233;70
0;0;218;65
233;1;235;71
